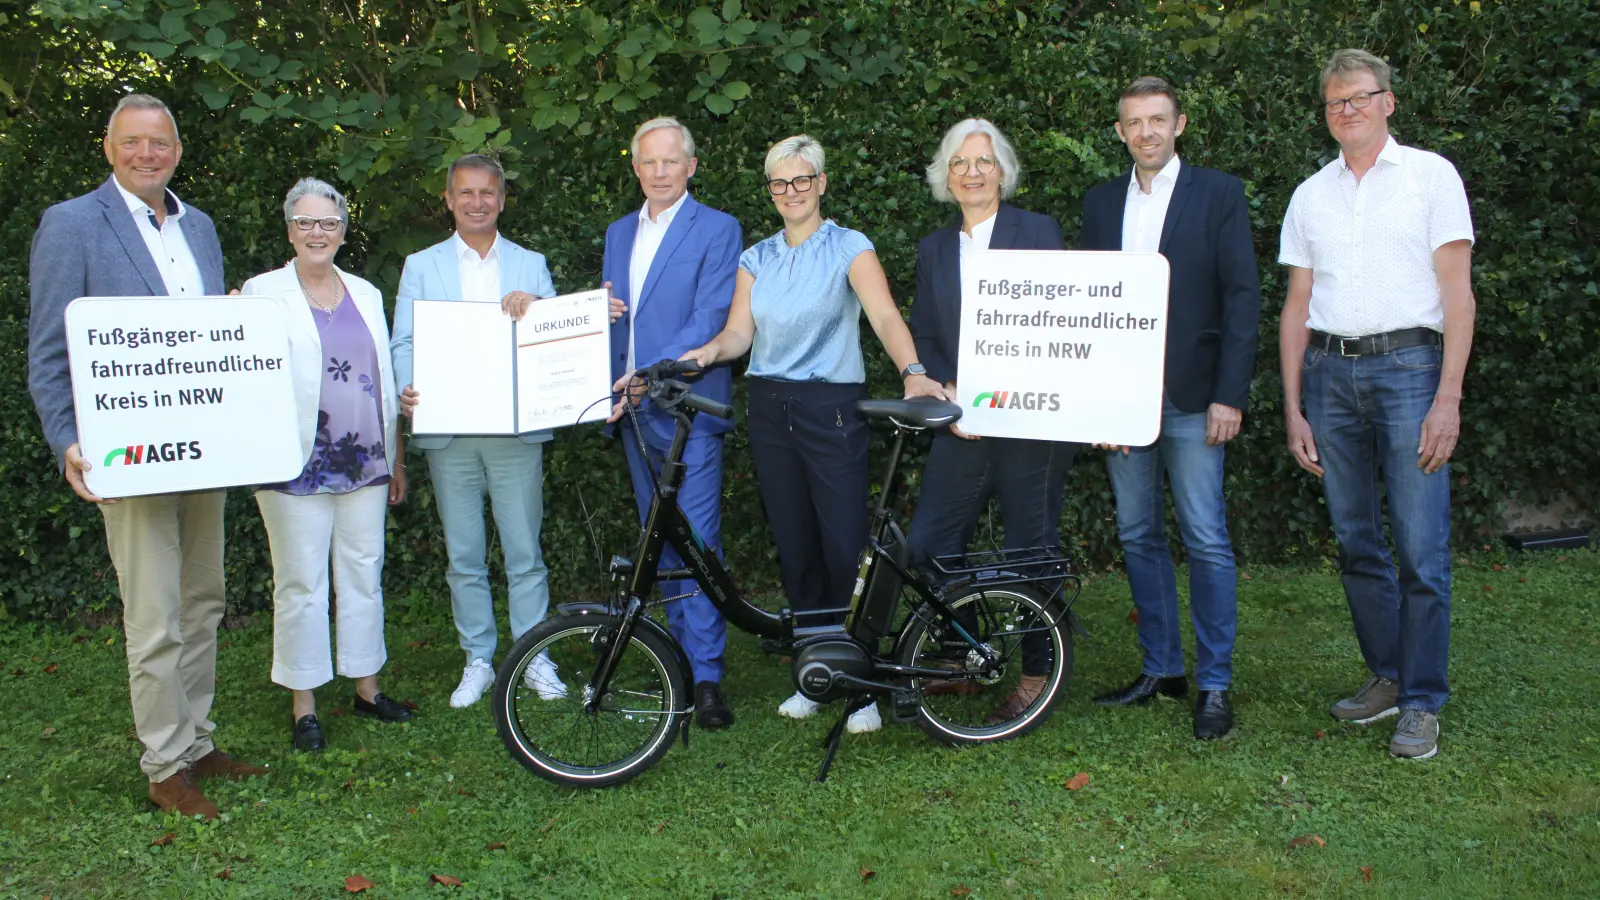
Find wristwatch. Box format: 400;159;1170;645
900;362;927;380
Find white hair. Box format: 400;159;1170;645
282;177;350;228
630;116;697;159
105;93;180;142
925;118;1021;203
764;134;825;177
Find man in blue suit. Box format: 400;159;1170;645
1079;77;1262;740
603;117;741;728
391;154;572;709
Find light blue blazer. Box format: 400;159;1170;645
390;235;557;450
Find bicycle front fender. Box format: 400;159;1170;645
555;602;694;707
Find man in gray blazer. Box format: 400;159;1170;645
27;94;265;820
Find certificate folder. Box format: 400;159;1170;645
410;289;611;436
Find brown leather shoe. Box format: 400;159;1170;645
192;749;268;781
148;768;219;820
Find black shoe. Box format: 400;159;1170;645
695;681;734;729
1193;690;1234;740
353;692;415;723
293;714;326;752
1092;674;1189;706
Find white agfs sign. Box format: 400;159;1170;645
956;250;1170;446
65;296;305;498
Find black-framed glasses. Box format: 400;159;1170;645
1323;90;1387;115
290;214;345;232
766;174;818;195
948;154;998;176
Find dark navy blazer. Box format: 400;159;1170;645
1079;160;1261;413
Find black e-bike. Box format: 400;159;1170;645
492;360;1080;786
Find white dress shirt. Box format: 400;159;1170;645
958;210;997;264
452;231;502;305
113;180;204;297
1279;135;1475;337
1121;154;1181;253
627;191;689;370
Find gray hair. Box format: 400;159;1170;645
764;134;825;178
105;93;179;142
446;153;505;192
282;177;350;228
631;116;697;160
925;118;1021;203
1323;48;1392;92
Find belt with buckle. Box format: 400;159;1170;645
1310;327;1442;358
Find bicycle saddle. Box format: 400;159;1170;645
856;397;962;429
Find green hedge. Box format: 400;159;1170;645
1;0;1595;619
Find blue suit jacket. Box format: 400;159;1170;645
1079;161;1261;413
28;177;226;467
602;194;741;442
390;234;557;449
910;203;1065;387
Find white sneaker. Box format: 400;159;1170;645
449;659;496;708
847;702;882;734
777;692;821;719
521;650;568;701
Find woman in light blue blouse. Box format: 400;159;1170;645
682;135;947;732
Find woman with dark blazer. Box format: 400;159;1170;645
906;118;1077;723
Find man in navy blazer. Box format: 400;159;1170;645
1079;77;1261;740
603;117;741;728
27;94;265;819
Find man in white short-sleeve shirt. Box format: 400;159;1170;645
1277;49;1477;761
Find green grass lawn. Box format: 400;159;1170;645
1;551;1596;899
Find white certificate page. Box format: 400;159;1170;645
515;290;611;432
410;300;516;436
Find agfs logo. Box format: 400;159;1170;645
972;390;1061;412
104;441;204;466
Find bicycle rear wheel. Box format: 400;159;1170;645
896;580;1072;745
493;612;689;788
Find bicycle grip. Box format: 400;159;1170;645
680;392;733;420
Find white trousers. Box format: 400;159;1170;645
256;485;389;691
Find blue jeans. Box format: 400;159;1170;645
1303;342;1452;713
621;423;728;685
426;438;550;665
1105;398;1237;691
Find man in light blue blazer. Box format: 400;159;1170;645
603;117;742;728
390;154;567;709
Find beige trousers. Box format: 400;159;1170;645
101;491;227;782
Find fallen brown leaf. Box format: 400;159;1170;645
454;787;475;797
1287;834;1327;851
1315;729;1327;740
407;807;418;815
402;698;420;710
341;778;355;791
73;634;88;643
540;816;559;834
484;842;506;851
951;886;972;898
344;874;375;893
652;821;666;834
1482;585;1493;593
41;727;56;737
429;874;463;886
1126;607;1140;625
43;663;58;675
1360;865;1372;882
860;867;876;881
407;640;429;649
149;832;175;847
1065;772;1091;791
329;707;348;718
214;867;231;880
217;641;233;651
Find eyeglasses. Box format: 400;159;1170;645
290;215;345;232
766;174;818;195
1323;90;1387;115
948;155;998;176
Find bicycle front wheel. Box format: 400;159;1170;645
896;581;1072;745
493;612;689;788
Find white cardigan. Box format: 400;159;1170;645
241;260;400;473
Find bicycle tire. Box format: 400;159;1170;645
493;612;690;788
896;580;1072;745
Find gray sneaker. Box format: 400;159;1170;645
1329;675;1399;724
1389;709;1440;759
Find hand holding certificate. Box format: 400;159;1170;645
411;289;612;436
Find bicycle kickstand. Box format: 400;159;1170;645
815;694;869;783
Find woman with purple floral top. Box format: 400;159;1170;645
241;178;412;751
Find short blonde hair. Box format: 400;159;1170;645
925;118;1021;203
1323;48;1392;92
764;135;825;177
631;117;696;159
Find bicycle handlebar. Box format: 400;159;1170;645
679;391;733;420
632;358;733;420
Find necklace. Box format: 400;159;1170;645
298;272;346;317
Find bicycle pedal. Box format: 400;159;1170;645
890;689;921;723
